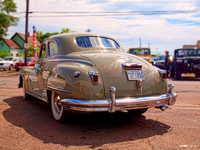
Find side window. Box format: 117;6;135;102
39;44;47;58
48;42;58;56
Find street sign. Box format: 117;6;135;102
23;43;29;49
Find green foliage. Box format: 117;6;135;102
61;28;75;33
18;45;40;57
0;50;10;58
0;0;19;37
36;28;75;43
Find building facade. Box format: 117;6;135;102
0;32;40;57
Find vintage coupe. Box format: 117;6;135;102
19;33;177;122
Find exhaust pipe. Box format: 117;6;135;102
159;105;168;111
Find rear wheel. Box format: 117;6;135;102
51;91;66;123
128;108;148;116
9;65;13;71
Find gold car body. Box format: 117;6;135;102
19;33;177;115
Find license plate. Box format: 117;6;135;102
126;70;145;80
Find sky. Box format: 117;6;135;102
6;0;200;55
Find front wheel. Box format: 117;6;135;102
51;91;66;123
195;73;200;78
23;79;32;101
128;108;148;116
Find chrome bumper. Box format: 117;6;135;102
61;83;177;112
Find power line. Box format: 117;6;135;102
14;10;200;18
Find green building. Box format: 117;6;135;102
0;32;41;57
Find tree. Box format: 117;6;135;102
18;45;40;57
0;51;10;58
36;28;75;43
0;0;19;37
61;28;75;33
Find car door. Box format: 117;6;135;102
34;40;59;101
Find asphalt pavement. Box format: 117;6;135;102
0;71;199;150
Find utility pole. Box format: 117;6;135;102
24;0;29;66
139;37;141;48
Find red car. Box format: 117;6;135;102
15;57;36;71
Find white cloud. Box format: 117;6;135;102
8;0;200;54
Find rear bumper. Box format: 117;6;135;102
61;83;177;112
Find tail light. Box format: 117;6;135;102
88;70;98;84
158;69;167;80
122;63;142;70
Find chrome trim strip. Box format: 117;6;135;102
122;63;142;70
47;85;72;94
44;59;94;66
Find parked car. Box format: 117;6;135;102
15;57;36;71
18;33;177;122
171;48;200;79
151;57;157;65
128;48;152;63
0;57;23;71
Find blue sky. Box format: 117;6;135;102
7;0;200;55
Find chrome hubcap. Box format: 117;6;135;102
54;93;62;113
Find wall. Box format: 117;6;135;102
0;40;10;53
12;35;24;48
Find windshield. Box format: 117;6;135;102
4;57;13;61
157;55;166;60
76;36;120;49
175;49;196;57
21;58;34;62
197;49;200;56
129;49;150;55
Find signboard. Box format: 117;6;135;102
23;43;29;49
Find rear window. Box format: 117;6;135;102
76;36;120;49
197;49;200;56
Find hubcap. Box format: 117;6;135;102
54;93;62;113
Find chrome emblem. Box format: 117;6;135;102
73;71;80;78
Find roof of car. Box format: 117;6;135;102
50;32;109;39
44;32;124;55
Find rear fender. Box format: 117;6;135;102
47;63;105;100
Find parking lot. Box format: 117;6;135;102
0;71;199;150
